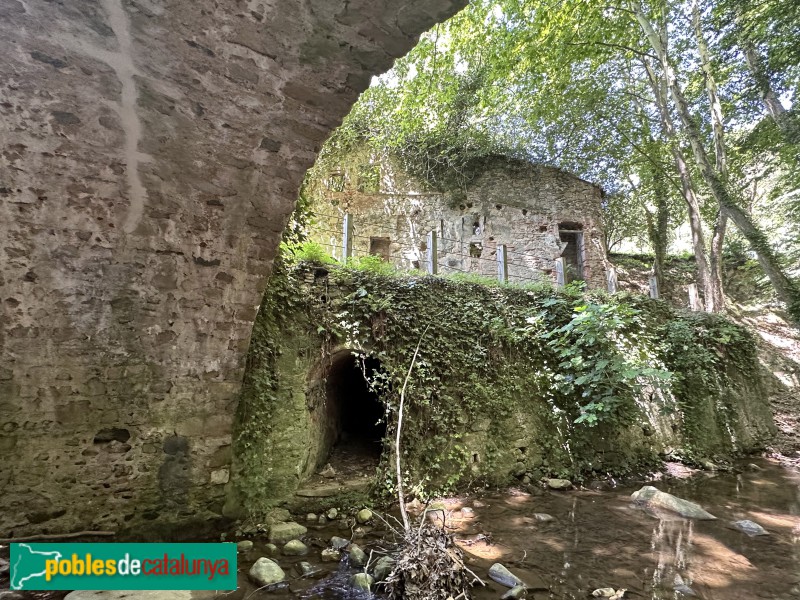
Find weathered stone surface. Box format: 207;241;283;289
502;585;527;599
249;557;286;586
0;0;466;535
351;573;374;592
372;555;395;582
330;535;350;550
488;563;525;588
310;154;608;288
283;539;309;556
348;543;367;567
269;521;307;544
356;508;373;524
321;548;341;562
730;519;769;536
546;478;573;490
631;486;717;520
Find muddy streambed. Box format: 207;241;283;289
2;459;799;599
232;459;800;600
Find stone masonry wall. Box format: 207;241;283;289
311;156;608;288
0;0;465;537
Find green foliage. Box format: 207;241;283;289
234;258;761;513
346;255;399;275
286;240;337;264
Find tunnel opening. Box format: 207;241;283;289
320;351;387;477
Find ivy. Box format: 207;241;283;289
233;256;765;514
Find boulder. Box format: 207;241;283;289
269;521;308;543
631;486;716;520
348;543;367;567
356;508;373;524
249;557;286;586
731;519;769;536
352;572;374;592
372;556;395;582
321;548;341;562
546;478;572;490
502;585;527;599
488;563;524;588
283;539;309;556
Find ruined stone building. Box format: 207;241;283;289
309;154;609;288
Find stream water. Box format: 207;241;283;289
3;459;798;599
230;458;800;600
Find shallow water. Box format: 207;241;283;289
3;459;798;599
232;458;800;600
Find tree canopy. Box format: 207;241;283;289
308;0;800;320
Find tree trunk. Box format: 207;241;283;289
643;58;710;310
646;168;670;297
708;210;727;312
741;43;799;145
634;2;800;322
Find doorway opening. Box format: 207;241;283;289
321;351;387;477
558;222;585;283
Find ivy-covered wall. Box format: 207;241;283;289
228;261;776;517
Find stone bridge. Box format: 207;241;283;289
0;0;464;536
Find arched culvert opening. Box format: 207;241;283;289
321;351;387;475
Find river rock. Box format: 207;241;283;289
489;563;524;588
0;557;9;576
460;507;475;517
326;508;338;520
249;557;286;586
295;561;323;577
283;539;309;556
264;543;279;555
331;535;350;549
236;540;254;552
348;543;367;567
631;486;716;520
502;585;527;599
533;513;554;522
546;478;572;490
731;519;769;536
318;514;328;525
320;463;336;478
673;574;697;596
356;508;373;524
352;573;374;592
321;548;341;562
269;521;308;543
592;589;626;599
373;556;395;582
306;512;318;522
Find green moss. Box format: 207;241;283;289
231;262;773;517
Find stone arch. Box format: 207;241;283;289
0;0;465;535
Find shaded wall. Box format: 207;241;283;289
0;0;465;536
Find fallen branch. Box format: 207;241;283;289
0;530;116;543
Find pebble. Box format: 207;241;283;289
321;548;341;562
320;463;336;478
533;513;554;522
283;539;309;556
356;508;373;524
